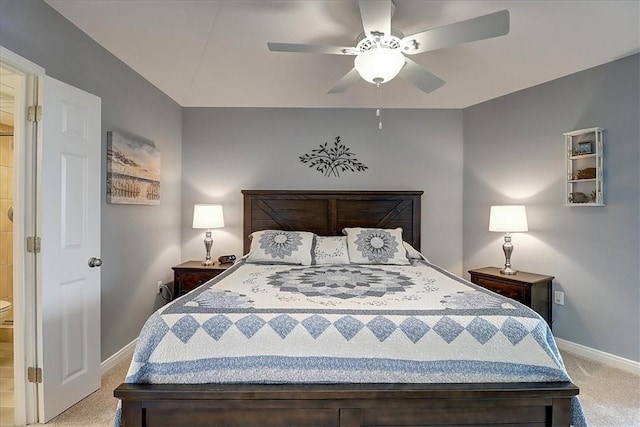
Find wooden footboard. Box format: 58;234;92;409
115;381;579;427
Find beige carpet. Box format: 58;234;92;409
31;350;639;427
561;351;640;427
34;358;130;427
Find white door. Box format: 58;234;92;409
37;75;101;421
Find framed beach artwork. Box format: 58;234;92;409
106;131;161;205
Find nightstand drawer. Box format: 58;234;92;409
172;261;233;298
181;271;218;293
475;277;526;302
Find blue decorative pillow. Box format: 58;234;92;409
312;236;350;265
343;227;410;265
246;230;314;265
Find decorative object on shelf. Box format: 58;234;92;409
568;192;589;204
300;136;368;177
489;205;528;275
106;131;161;205
577;141;593;155
192;204;225;266
575;167;596;180
565;127;604;206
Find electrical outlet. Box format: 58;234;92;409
157;280;163;294
554;291;565;305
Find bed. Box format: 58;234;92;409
115;190;584;427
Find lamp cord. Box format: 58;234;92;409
159;284;173;303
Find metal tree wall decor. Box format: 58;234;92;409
300;136;368;177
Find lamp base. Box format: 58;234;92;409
500;233;517;275
202;230;214;266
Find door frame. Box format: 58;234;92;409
0;46;45;426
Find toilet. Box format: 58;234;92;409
0;300;11;323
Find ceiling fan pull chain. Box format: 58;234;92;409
377;81;383;130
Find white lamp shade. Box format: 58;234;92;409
354;48;405;84
489;205;528;233
192;204;225;229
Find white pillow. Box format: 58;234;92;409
246;230;314;265
343;227;410;265
313;236;350;265
403;241;427;261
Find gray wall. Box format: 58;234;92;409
0;0;183;360
463;55;640;362
181;108;464;274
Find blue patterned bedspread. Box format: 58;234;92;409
116;259;586;426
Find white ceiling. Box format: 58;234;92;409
45;0;639;109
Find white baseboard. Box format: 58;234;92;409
556;337;640;375
100;338;137;375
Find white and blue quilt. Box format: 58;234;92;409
117;259;586;426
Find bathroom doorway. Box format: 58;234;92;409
0;64;17;427
1;47;103;424
0;48;42;426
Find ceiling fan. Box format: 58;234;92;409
267;1;510;94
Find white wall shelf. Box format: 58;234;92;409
564;127;604;206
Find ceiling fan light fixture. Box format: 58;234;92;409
354;47;405;84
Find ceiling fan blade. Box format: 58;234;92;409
402;9;509;55
327;68;361;94
358;0;392;39
397;58;445;93
267;42;358;55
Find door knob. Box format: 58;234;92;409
88;257;102;268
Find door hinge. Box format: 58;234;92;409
27;366;43;383
26;236;41;254
27;105;42;123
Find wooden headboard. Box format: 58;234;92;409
242;190;423;254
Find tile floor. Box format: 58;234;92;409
0;340;13;427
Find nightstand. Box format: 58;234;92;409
172;261;232;297
468;267;553;328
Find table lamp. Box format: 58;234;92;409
489;205;528;275
192;204;225;265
